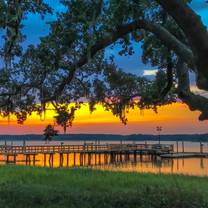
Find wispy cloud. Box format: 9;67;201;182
143;69;158;76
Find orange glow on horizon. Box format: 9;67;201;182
0;102;207;135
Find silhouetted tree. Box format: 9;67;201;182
43;125;58;143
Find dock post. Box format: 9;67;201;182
80;153;83;166
98;153;101;165
26;154;31;165
66;153;69;167
115;153;117;162
176;141;179;153
95;153;97;165
59;153;63;167
200;158;204;168
134;151;136;162
177;158;179;170
52;154;54;167
140;152;143;162
124;153;127;161
73;153;76;166
25;155;28;165
44;154;46;167
49;153;54;167
88;153;91;166
83;153;85;165
104;153;108;164
120;152;122;162
171;160;174;173
200;142;203;154
110;152;114;163
33;154;36;166
182;141;185;153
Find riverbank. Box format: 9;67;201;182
0;166;207;208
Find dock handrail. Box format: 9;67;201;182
0;143;174;155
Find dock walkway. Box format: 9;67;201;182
0;143;174;155
0;143;174;165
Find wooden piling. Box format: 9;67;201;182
88;153;91;166
14;155;16;164
98;153;101;165
49;153;54;167
59;153;63;167
66;153;69;167
33;154;36;166
84;153;86;165
73;153;76;166
120;152;122;162
200;142;203;154
134;151;137;162
176;141;179;153
95;153;97;165
104;153;108;164
6;155;9;163
44;154;46;167
182;141;185;153
80;153;83;166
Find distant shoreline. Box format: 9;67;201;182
0;133;207;142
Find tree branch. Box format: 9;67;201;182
157;0;208;90
50;19;193;101
159;56;173;99
176;59;208;120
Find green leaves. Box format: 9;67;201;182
0;0;202;129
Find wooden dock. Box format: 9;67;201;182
161;152;208;158
0;143;174;166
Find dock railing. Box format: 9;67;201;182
0;143;174;155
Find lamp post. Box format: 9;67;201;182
156;126;162;144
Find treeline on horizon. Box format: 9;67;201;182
0;134;208;142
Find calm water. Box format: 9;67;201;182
1;140;208;177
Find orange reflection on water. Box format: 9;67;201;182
1;153;208;176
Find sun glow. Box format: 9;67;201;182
0;102;207;134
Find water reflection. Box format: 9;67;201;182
1;140;208;176
97;157;208;176
1;152;208;176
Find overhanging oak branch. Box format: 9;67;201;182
176;59;208;120
51;19;193;101
157;0;208;90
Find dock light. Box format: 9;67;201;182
156;126;162;144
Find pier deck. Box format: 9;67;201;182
0;143;173;165
0;143;174;155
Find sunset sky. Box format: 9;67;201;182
0;1;208;135
1;102;208;135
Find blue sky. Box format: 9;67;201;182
22;0;208;76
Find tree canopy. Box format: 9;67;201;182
0;0;208;131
